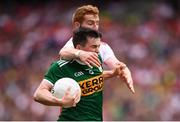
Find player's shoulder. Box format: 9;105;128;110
100;41;112;50
100;41;111;48
49;60;71;70
56;59;71;68
100;41;108;46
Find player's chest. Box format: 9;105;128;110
69;66;102;79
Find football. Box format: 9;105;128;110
52;77;81;103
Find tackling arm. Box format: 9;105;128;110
59;38;101;68
59;47;101;68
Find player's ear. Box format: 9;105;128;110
76;44;81;49
74;22;80;30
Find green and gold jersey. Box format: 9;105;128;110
44;56;104;121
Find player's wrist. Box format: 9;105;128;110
60;99;71;108
51;96;63;106
75;50;81;59
116;62;127;69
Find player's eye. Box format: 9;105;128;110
87;22;94;25
91;45;99;49
87;21;94;25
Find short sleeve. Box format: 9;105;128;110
62;37;74;48
44;62;62;85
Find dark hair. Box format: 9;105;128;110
72;27;102;47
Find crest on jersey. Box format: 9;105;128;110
85;68;94;75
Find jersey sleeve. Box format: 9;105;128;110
44;62;63;85
99;42;115;62
62;37;74;48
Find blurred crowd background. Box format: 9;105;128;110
0;0;179;121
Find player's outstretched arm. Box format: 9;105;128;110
102;68;120;80
104;56;135;94
33;79;77;107
102;65;126;80
118;65;135;94
59;48;101;68
102;70;114;80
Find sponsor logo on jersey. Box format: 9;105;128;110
78;75;103;96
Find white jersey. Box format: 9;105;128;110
63;38;115;62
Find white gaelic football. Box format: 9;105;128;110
52;77;81;103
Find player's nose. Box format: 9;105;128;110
95;49;99;54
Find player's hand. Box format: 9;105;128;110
116;63;135;94
61;87;79;108
78;50;101;68
112;65;122;76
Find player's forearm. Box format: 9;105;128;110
34;89;63;106
102;70;115;80
59;48;80;60
105;56;126;69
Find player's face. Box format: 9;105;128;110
80;37;101;54
81;14;99;31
